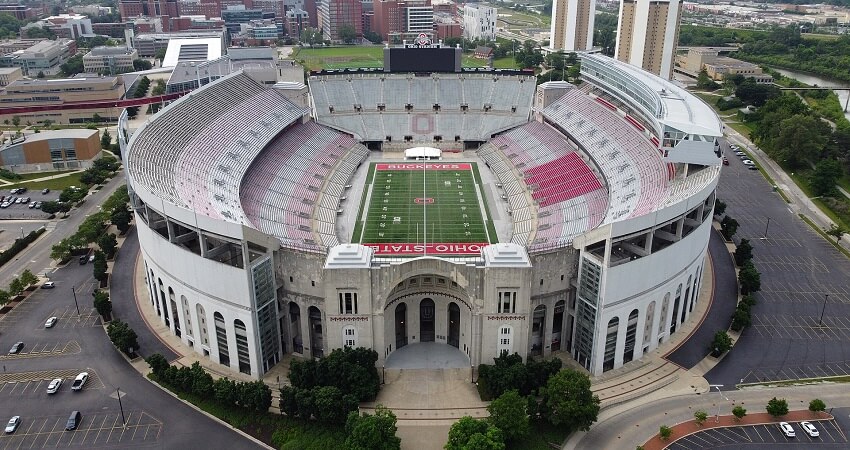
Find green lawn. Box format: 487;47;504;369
0;170;76;183
5;172;86;191
355;162;493;250
293;46;384;71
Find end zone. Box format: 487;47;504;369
375;163;472;171
363;242;488;256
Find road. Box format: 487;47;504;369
0;173;126;286
567;383;850;449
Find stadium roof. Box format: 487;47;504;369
581;54;723;138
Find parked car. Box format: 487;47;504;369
28;202;36;209
9;188;18;195
34;201;42;208
65;411;81;431
0;202;9;208
46;378;62;394
4;416;19;434
748;165;759;171
17;187;26;194
45;316;58;328
779;422;796;438
722;157;729;166
742;159;755;166
71;372;88;391
8;342;23;354
800;421;819;438
41;188;49;195
79;255;88;265
41;281;55;289
88;254;95;263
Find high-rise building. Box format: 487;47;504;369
614;0;682;79
372;0;431;41
462;4;495;41
319;0;362;42
548;0;595;52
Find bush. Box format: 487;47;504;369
710;330;733;356
809;398;826;412
732;405;747;421
721;216;739;240
106;319;139;355
694;410;708;426
659;425;672;441
734;239;753;266
145;353;170;377
288;347;380;402
766;397;789;417
730;306;751;332
477;352;562;399
0;228;45;266
739;260;761;295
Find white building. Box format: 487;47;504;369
407;6;434;35
83;46;139;74
614;0;683;79
122;53;722;379
463;4;496;41
549;0;596;52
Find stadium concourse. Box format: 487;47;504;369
121;47;724;391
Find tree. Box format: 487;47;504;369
540;369;600;431
93;290;112;319
825;224;847;243
710;330;733;356
659;425;672;441
694;410;708;426
339;24;357;44
730;306;752;331
97;233;118;259
93;251;108;283
734;238;753;266
60;54;84;76
19;269;38;288
11;116;19;128
766;397;789;417
714;198;726;216
809;398;826;412
0;289;9;306
101;129;111;150
720;216;739;240
696;68;719;90
487;390;530;442
300;27;323;46
345;406;402;450
106;319;139;355
445;416;504;450
363;30;382;44
811;159;843;197
111;209;132;234
739;260;761;295
732;405;747;421
36;71;45;79
133;59;153;71
155;48;167;64
8;277;23;296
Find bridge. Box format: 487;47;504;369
0;91;187;116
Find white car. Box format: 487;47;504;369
800;421;819;438
4;416;19;434
779;421;796;438
71;372;88;391
46;378;62;394
742;159;755;166
44;316;58;328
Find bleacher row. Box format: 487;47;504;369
239;121;369;249
310;74;536;142
478;121;610;248
319;111;528;142
129;73;289;208
310;73;536;114
175;90;305;222
541;90;668;222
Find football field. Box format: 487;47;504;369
354;162;496;256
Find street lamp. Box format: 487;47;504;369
116;387;126;428
710;384;729;423
818;293;829;328
760;217;771;240
71;285;80;316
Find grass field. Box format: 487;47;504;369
354;162;495;254
294;46;520;71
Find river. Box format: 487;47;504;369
770;67;850;122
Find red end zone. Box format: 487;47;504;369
364;242;488;255
375;163;472;171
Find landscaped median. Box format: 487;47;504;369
640;409;833;450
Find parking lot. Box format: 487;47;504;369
39;307;102;330
667;419;847;449
0;188;59;221
0;368;104;395
0;340;80;361
705;138;850;389
0;410;161;449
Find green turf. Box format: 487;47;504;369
355;163;493;246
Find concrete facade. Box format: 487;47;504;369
615;0;682;79
0;129;101;173
462;4;496;41
549;0;595;52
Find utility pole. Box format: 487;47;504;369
819;293;829;328
116;387;126;428
71;285;80;316
709;384;729;423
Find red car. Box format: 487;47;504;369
722;157;729;165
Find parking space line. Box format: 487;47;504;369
90;413;110;446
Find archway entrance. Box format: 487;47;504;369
420;299;435;342
447;302;460;348
395;303;408;349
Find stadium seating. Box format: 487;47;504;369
309;73;536;141
239;121;369;248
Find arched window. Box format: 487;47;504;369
196;304;209;347
234;319;250;375
685;275;693;314
181;295;193;337
644;300;656;345
603;317;619;372
623;309;639;363
342;325;357;348
659;293;670;334
213;312;229;367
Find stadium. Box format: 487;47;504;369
120;47;723;379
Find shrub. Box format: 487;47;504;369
809;398;826;412
766;397;789;417
732;405;747;421
710;330;733;356
694;410;708;426
659;425;672;441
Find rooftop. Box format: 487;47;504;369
11;129;98;143
87;46;136;56
162;37;223;67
